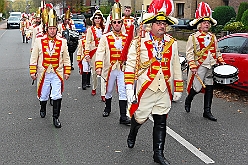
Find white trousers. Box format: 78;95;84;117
134;88;171;124
193;65;213;92
82;60;91;72
105;69;126;100
39;72;62;101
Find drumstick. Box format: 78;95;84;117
195;74;206;88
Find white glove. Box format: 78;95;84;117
126;89;134;103
173;92;182;101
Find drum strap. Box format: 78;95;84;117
192;35;214;60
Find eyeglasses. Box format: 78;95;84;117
155;21;167;26
113;21;122;24
94;17;102;20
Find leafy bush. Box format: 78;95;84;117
212;6;236;25
211;25;224;34
223;21;244;31
236;2;248;21
241;9;248;26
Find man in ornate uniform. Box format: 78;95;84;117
185;2;225;121
31;8;43;51
77;30;91;90
124;0;183;164
95;1;131;125
85;10;106;101
29;8;71;128
20;13;30;43
58;8;77;70
122;6;135;35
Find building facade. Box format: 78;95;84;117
119;0;241;19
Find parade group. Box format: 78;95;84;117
25;0;226;164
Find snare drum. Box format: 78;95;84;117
213;65;239;84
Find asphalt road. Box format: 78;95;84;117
0;26;247;165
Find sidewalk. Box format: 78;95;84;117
0;20;6;29
177;40;187;54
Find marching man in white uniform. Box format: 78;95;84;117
29;8;71;128
95;0;131;125
185;2;225;121
124;0;183;164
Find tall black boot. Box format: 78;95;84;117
26;37;28;43
185;88;198;112
153;114;170;165
40;101;47;118
69;52;74;70
22;35;25;43
103;98;112;117
86;72;91;87
53;98;62;128
119;100;131;125
127;116;141;148
82;72;87;90
203;85;217;121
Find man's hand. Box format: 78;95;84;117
31;73;37;80
173;92;182;102
190;68;198;75
96;68;102;76
85;55;90;62
220;62;226;65
126;89;134;103
64;74;70;80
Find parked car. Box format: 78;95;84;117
171;18;195;30
71;14;86;21
217;33;248;92
7;16;20;29
73;19;86;33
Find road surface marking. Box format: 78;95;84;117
148;115;215;164
0;30;7;39
167;127;215;164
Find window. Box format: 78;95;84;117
177;3;184;17
218;37;247;53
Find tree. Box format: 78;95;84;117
212;6;236;26
0;0;5;13
241;9;248;26
236;2;248;21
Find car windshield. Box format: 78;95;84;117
74;20;84;24
9;17;19;21
218;36;247;53
178;19;185;25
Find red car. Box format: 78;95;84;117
217;33;248;92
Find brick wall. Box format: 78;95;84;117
229;0;246;13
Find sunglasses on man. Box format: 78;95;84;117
112;21;122;24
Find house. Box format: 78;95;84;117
119;0;241;19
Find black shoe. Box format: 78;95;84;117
71;66;74;70
86;84;91;88
153;151;170;165
203;112;217;121
82;86;86;90
103;111;110;117
120;117;131;125
40;111;46;118
53;118;61;128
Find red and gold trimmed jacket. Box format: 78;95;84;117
124;32;183;116
186;31;224;92
85;26;104;59
122;16;135;34
95;31;128;83
77;34;87;74
29;34;71;98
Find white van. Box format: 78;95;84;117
10;12;22;20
